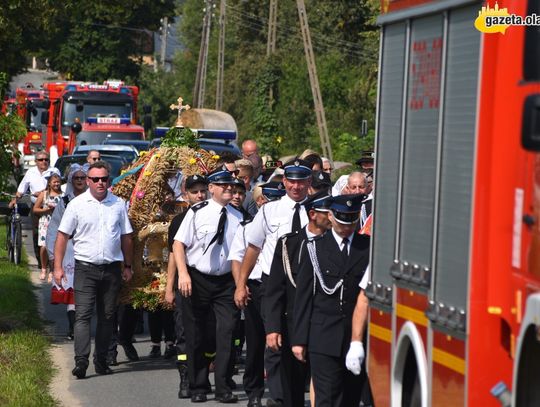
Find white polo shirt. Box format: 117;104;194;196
228;221;263;281
174;198;242;275
244;194;308;276
17;166;49;203
58;190;133;264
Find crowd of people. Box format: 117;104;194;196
12;140;375;407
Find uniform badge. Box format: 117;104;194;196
318;173;324;180
346;200;352;207
193;175;198;180
294;160;299;166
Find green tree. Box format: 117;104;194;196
42;0;176;81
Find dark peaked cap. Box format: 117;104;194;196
281;157;312;180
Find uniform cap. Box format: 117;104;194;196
207;166;236;184
261;181;286;201
355;150;375;167
329;193;365;224
185;174;208;190
311;171;332;189
281;157;312;180
303;190;331;212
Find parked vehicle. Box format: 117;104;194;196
54;154;126;181
102;138;151;153
72;144;139;163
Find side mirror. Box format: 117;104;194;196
144;114;152;134
522;94;540;151
41;111;49;125
71;122;82;134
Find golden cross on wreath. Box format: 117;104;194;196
170;96;191;126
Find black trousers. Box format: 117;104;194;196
117;304;140;345
280;322;308;407
73;261;122;366
148;309;175;344
262;275;283;402
310;351;368;407
182;269;239;396
243;279;266;399
174;289;187;361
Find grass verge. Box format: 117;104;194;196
0;222;57;407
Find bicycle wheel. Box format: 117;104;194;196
7;219;14;262
13;222;22;265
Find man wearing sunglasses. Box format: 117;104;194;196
53;160;133;380
11;151;58;269
86;150;101;164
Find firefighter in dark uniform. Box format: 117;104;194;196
292;194;371;407
264;190;332;407
173;167;242;403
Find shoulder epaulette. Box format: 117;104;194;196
281;230;300;240
191;201;209;212
240;217;253;227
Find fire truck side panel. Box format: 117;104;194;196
368;308;392;407
431;330;465;407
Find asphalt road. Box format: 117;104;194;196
22;217;285;407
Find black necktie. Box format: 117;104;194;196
341;237;349;259
204;207;227;254
292;203;301;233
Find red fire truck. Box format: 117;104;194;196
367;0;540;406
40;80;147;163
15;85;49;169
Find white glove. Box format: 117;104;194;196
345;341;365;376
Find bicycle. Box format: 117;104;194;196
0;192;30;265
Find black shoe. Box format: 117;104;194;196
227;378;237;390
148;345;161;358
266;399;283;407
94;360;113;375
107;350;118;366
178;365;190;398
67;332;74;340
121;342;139;361
247;397;262;407
216;393;238;403
71;362;87;379
191;393;207;403
163;344;176;359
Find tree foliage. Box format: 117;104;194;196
168;0;379;162
40;0;176;82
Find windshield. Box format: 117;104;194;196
61;101;133;138
77;131;143;145
27;106;47;131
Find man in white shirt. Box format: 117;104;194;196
11;150;57;268
173;167;243;403
53;161;133;379
234;157;312;406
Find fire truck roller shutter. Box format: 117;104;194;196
371;21;407;294
433;4;480;327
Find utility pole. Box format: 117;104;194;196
296;0;333;161
216;0;226;111
160;16;169;68
266;0;278;105
266;0;278;56
193;0;213;108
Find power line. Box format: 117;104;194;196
225;8;376;61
